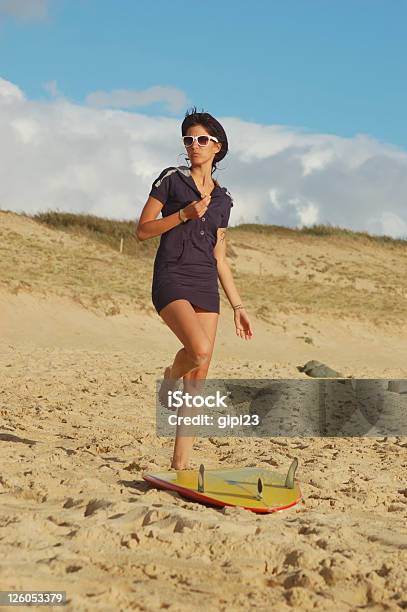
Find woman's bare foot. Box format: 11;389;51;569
158;365;180;410
170;463;190;470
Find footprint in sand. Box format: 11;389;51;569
84;499;112;517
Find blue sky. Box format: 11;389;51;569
1;0;406;238
2;0;406;149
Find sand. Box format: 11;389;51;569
0;210;406;611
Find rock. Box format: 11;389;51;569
297;360;343;378
387;380;407;394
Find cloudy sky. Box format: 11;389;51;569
1;0;406;238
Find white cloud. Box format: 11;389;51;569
375;212;407;238
10;117;40;143
1;76;407;239
269;188;281;210
287;197;319;226
296;147;335;177
0;0;48;21
85;85;189;115
43;79;63;99
0;76;25;103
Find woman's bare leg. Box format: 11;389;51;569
158;299;212;410
158;300;219;469
158;346;204;409
171;307;218;469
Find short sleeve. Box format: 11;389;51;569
220;196;234;228
149;167;176;205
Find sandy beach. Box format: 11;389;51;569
1;210;406;611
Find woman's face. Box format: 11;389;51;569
185;124;222;167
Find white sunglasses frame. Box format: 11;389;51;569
182;134;219;147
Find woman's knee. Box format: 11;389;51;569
188;342;212;367
191;351;211;368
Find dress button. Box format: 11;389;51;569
200;230;204;235
202;217;206;222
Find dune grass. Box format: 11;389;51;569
1;209;405;323
29;211;407;255
30;211;159;257
236;222;407;246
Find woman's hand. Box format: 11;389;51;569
234;308;254;340
183;194;211;220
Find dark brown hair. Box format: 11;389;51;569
181;106;229;174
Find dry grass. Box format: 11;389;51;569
1;209;406;324
31;210;160;258
31;211;407;248
236;222;407;245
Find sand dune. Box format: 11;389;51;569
1;210;406;610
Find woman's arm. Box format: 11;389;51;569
136;194;211;241
214;228;254;339
214;228;242;306
136;196;181;241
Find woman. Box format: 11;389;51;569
136;107;253;470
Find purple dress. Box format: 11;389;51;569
149;165;234;315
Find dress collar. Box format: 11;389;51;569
176;165;221;197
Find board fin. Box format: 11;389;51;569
285;458;298;489
198;463;205;493
256;476;263;500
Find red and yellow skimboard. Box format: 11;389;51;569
143;459;301;513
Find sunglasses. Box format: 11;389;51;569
182;134;219;147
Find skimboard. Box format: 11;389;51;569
143;458;301;513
